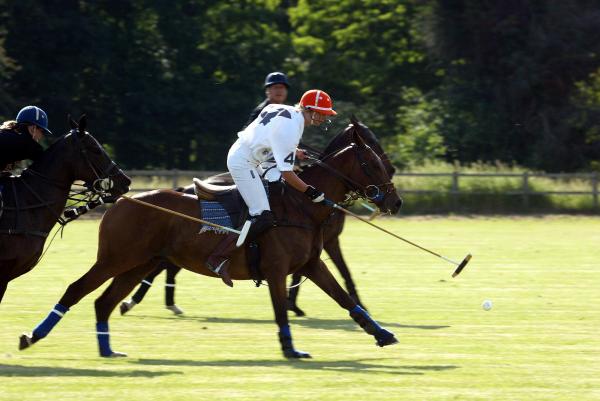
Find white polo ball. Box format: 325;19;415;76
482;300;493;311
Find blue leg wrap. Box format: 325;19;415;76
350;305;383;334
96;322;113;356
32;303;69;339
278;324;291;338
350;305;397;347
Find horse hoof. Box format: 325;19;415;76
375;329;399;347
166;304;184;315
102;351;128;358
18;333;33;350
120;301;133;315
283;349;311;359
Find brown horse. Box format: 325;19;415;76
19;129;402;358
120;116;396;316
0;115;131;303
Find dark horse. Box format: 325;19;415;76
20;129;402;358
0;116;131;303
120;116;396;316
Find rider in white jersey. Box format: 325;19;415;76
207;89;337;286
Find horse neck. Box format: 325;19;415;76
19;149;76;225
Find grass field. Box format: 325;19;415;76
1;216;599;400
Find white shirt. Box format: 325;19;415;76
237;104;304;172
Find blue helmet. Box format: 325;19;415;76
264;72;290;88
16;105;52;135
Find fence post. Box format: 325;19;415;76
172;169;179;189
451;171;459;212
522;172;529;210
593;172;598;210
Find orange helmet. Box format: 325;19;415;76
300;89;337;116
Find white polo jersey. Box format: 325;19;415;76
237;104;304;172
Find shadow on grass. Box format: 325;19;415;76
0;363;180;378
129;314;449;331
134;357;458;376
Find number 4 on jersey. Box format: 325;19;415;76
284;152;295;165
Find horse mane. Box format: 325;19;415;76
321;115;379;158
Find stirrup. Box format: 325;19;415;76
207;259;228;274
207;259;233;287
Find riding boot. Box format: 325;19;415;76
206;233;238;287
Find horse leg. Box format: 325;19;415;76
324;237;367;310
302;259;398;348
267;273;311;359
19;260;130;351
120;261;163;315
286;273;306;317
164;263;183;315
95;263;157;357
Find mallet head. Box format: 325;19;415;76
452;254;472;278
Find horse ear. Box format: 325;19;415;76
68;114;78;129
78;114;87;134
352;127;367;148
350;114;359;125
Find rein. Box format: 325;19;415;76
304;145;394;203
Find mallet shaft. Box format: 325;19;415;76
329;202;472;276
332;203;446;260
120;195;241;235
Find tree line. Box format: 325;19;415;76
1;0;599;172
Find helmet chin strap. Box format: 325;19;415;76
309;111;332;131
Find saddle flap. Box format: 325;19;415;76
193;177;236;201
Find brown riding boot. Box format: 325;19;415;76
206;233;238;287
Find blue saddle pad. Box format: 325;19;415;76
199;200;236;234
198;181;270;234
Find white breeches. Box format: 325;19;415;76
227;139;280;216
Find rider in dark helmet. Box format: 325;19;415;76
243;71;290;129
0;105;53;172
0;105;53;220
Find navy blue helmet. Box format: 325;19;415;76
264;72;290;88
16;106;53;135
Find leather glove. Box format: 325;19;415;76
304;185;325;203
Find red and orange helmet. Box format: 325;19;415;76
300;89;337;116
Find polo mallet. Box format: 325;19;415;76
327;200;471;277
120;195;251;247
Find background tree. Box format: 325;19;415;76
1;0;599;172
426;0;600;171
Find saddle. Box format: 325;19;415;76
193;177;272;284
192;177;248;232
192;178;236;201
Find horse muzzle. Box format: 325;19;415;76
103;171;131;197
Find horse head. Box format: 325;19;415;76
320;116;400;214
320;130;402;215
65;115;131;197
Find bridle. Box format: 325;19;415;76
20;129;125;225
305;143;395;204
69;129;122;195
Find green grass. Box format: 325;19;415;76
1;217;600;400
